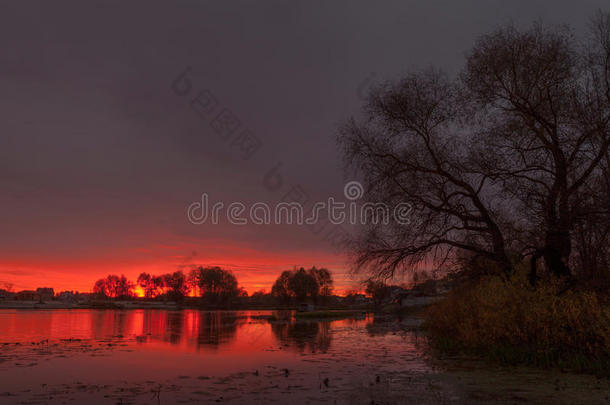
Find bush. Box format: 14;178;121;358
425;272;610;375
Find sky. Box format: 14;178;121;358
0;0;607;294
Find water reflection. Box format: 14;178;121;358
0;309;440;405
0;310;375;353
128;311;248;349
270;319;332;353
194;312;244;347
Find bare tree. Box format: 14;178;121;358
572;150;610;286
339;69;513;279
464;18;610;282
340;13;610;285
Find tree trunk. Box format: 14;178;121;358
543;227;572;278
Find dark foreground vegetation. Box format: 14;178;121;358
426;268;610;376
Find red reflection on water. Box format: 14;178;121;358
0;309;434;402
0;310;375;356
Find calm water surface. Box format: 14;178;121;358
0;309;433;404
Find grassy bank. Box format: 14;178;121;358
424;273;610;376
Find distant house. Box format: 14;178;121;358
15;290;38;301
36;288;55;302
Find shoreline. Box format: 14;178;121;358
0;300;374;312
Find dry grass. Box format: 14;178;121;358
425;271;610;375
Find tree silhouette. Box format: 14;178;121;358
271;267;335;304
137;272;157;298
309;267;334;301
365;280;390;308
271;270;293;304
339;14;610;286
161;270;189;302
92;274;133;299
188;266;241;305
288;268;318;302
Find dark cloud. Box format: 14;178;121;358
1;0;606;290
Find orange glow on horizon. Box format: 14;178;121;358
0;243;361;297
132;286;145;298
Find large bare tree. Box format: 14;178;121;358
340;13;610;284
340;69;514;279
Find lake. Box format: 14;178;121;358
1;309;608;404
0;309;437;404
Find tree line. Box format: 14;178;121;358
92;266;334;305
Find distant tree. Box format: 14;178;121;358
271;271;293;304
365;280;390;308
161;270;189;302
93;279;107;298
137;272;157;298
309;267;334;299
92;274;133;299
249;290;268;305
288;268;318;302
343;290;363;306
152;275;165;296
188;266;240;305
251;290;266;299
271;267;335;304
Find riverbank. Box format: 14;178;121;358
0;300;373;314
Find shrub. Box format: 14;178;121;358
425;272;610;375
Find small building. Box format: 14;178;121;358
15;290;38;301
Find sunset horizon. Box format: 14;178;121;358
0;256;361;296
1;1;609;404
